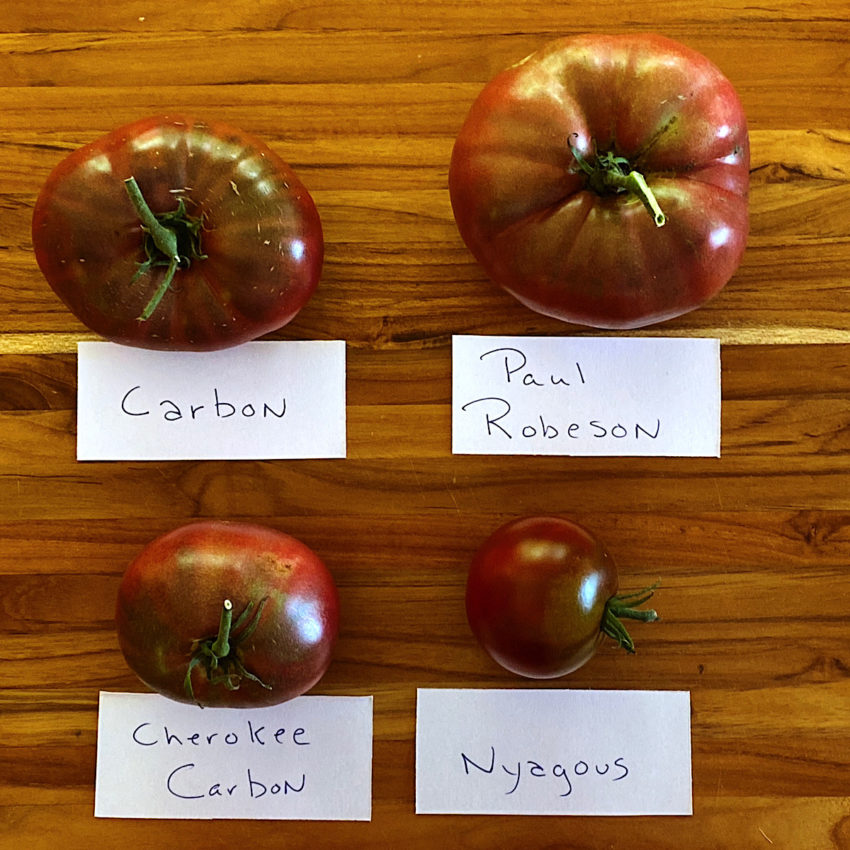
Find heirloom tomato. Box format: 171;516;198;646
32;115;322;350
449;33;750;329
466;516;658;678
116;521;339;708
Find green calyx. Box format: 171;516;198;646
124;177;207;321
184;597;272;706
568;135;666;227
601;583;660;654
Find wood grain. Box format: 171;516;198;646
1;2;849;848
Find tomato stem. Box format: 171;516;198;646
210;599;234;658
622;171;666;227
569;136;666;227
124;177;181;262
123;177;206;321
601;582;660;654
184;597;272;706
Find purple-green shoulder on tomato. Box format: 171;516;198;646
116;521;339;708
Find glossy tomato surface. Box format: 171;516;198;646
449;33;750;329
466;516;622;678
32;115;323;350
116;521;339;707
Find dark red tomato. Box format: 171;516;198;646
32;115;323;350
116;521;339;707
449;33;749;329
466;516;658;678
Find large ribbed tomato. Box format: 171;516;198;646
449;34;750;329
32;115;322;350
116;521;339;708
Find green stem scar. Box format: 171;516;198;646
184;597;272;706
123;177;206;321
601;582;660;654
569;135;666;227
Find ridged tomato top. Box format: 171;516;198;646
449;34;750;329
32;115;323;350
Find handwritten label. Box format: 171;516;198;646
77;341;346;461
452;335;720;457
415;689;692;816
95;692;372;820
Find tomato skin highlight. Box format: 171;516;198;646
466;516;651;679
32;115;323;351
449;33;750;329
115;521;339;708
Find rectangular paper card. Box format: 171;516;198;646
452;335;720;457
416;688;692;816
95;692;373;820
77;340;346;461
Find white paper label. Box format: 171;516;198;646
77;340;346;460
416;688;692;816
95;692;373;820
452;335;720;457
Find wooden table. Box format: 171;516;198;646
2;2;849;847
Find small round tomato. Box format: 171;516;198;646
449;33;749;329
466;516;658;678
116;521;339;707
32;115;323;350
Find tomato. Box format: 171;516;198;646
32;115;322;350
465;516;658;678
115;521;339;707
449;33;749;329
